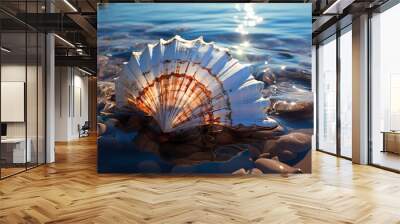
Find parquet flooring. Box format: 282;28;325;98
1;136;400;224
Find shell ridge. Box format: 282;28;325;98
117;36;277;132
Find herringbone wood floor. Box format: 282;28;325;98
1;136;400;224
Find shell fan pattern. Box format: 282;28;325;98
116;35;277;133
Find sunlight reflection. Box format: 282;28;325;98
234;3;264;36
240;41;250;47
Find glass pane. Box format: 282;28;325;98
1;31;27;177
27;31;38;169
312;45;317;151
317;37;337;154
38;33;46;165
371;4;400;171
339;29;352;158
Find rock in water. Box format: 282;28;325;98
261;68;276;85
232;168;248;175
255;158;302;174
264;132;311;154
215;131;234;145
277;150;297;163
134;132;160;155
97;123;107;136
250;168;263;175
115;35;277;133
272;100;313;118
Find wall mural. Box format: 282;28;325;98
97;3;313;174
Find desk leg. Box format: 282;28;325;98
382;133;386;153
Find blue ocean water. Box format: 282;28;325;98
98;3;311;84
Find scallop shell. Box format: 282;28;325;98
115;35;277;133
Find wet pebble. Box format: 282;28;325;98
277;150;297;163
255;158;302;174
258;152;271;159
215;131;234;145
249;168;263;175
97;123;107;136
263;132;311;154
273;100;313;118
232;168;248;175
134;133;160;155
262;68;276;85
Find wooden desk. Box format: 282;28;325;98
382;131;400;154
1;138;31;163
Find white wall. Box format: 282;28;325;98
1;64;26;138
54;67;89;141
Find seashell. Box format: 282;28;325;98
116;35;277;133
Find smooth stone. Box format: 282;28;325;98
280;66;311;81
215;131;234;145
97;81;117;113
97;123;107;136
258;152;271;159
232;168;248;175
134;133;160;155
263;132;311;154
255;158;302;174
250;168;263;175
263;139;277;153
231;121;278;133
262;69;276;85
273;100;313;118
277;150;297;163
99;58;124;79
